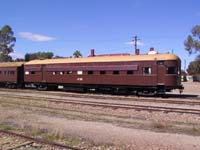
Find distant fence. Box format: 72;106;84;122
193;75;200;82
181;75;200;82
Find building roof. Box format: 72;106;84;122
0;62;24;67
25;53;180;65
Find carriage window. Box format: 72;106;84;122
60;71;64;75
100;71;106;75
8;71;15;75
143;67;151;74
30;71;35;75
167;67;176;74
127;70;133;75
113;71;119;75
52;71;59;75
66;71;73;74
77;71;83;75
25;71;29;75
157;61;164;65
88;71;93;75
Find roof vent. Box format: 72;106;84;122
89;49;95;57
148;47;157;55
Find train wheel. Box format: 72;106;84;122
8;84;12;89
11;84;16;89
137;90;157;97
37;85;48;91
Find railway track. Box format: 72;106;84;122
47;92;200;105
0;88;200;106
0;129;82;150
1;93;200;115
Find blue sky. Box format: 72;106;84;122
0;0;199;69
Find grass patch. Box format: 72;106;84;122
42;132;62;141
64;136;82;146
30;127;42;137
0;124;17;131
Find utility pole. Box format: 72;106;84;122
132;36;140;52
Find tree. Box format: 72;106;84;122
73;50;82;58
53;55;65;59
184;25;200;54
0;25;16;62
0;54;12;62
25;52;54;61
187;55;200;75
15;58;25;62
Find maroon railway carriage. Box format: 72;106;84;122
0;62;24;88
24;52;183;94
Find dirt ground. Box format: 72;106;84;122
173;82;200;95
0;106;200;150
0;82;200;149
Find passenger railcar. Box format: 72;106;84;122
23;50;183;95
0;62;24;88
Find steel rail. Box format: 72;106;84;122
0;88;199;105
1;94;200;115
0;129;82;150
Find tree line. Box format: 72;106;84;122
184;25;200;75
0;24;200;75
22;50;82;61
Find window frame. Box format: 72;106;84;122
100;70;106;75
25;71;30;75
167;66;177;74
113;70;119;75
127;70;134;75
143;67;151;75
88;70;94;75
77;71;83;75
66;71;73;74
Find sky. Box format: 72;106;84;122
0;0;199;69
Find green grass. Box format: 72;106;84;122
64;136;82;146
42;133;61;141
30;128;42;137
0;124;17;131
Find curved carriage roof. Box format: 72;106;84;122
0;62;24;67
25;53;180;65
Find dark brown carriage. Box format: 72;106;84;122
0;62;24;88
24;52;183;94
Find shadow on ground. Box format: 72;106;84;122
163;93;199;99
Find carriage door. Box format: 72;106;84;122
41;64;46;82
157;61;165;84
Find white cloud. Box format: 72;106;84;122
10;52;24;59
19;32;55;42
125;41;144;46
